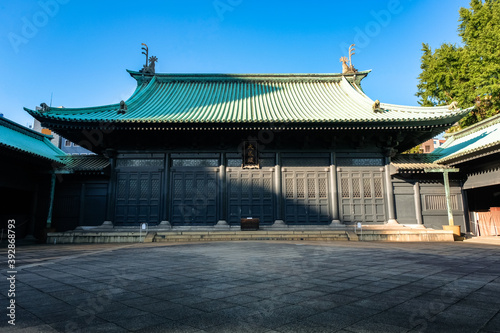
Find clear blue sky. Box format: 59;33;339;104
1;0;470;128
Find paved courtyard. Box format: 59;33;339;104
1;241;500;332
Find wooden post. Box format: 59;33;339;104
330;152;340;225
384;161;398;224
414;182;423;225
46;172;56;228
443;170;454;226
274;152;284;224
424;167;460;235
218;153;227;224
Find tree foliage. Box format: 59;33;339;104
416;0;500;129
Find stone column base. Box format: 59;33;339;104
386;219;399;225
100;221;114;229
215;220;230;229
330;219;342;226
158;221;172;229
272;220;287;228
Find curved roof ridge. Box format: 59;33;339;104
126;75;158;106
127;70;373;82
24;102;121;115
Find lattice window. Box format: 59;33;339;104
230;179;238;198
185;179;193;197
241;178;250;197
117;180;127;199
374;178;383;198
363;178;372;198
129;179;138;198
117;159;163;168
318;178;327;198
263;178;272;197
151;179;160;198
174;179;183;197
307;178;316;199
140;179;148;199
207;179;216;195
337;158;384;166
425;195;458;210
341;178;350;198
259;158;275;167
352;178;361;198
252;179;260;197
282;157;329;167
196;179;205;195
172;159;219;167
286;179;294;198
297;178;305;199
227;159;242;167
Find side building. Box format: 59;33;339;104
0;116;65;238
432;114;500;236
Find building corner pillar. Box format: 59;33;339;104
414;182;423;225
384;160;398;224
443;170;455;226
274;153;285;225
46;172;57;229
329;157;341;225
217;154;228;227
104;150;116;226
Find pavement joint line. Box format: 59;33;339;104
15;243;139;270
480;308;500;332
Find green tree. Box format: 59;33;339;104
416;0;500;129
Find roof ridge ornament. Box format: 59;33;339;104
448;101;459;110
118;100;127;114
372;100;386;113
340;44;358;75
139;43;158;75
38;102;49;112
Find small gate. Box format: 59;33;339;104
283;168;330;224
227;168;274;225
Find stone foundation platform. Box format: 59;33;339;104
46;224;455;244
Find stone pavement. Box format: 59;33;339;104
1;241;499;332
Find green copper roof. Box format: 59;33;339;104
25;71;471;127
432;113;500;164
0;116;65;162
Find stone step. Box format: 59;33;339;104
45;228;455;243
153;231;350;242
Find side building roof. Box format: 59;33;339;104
391;154;457;173
25;70;471;129
432;113;500;164
0;116;65;163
